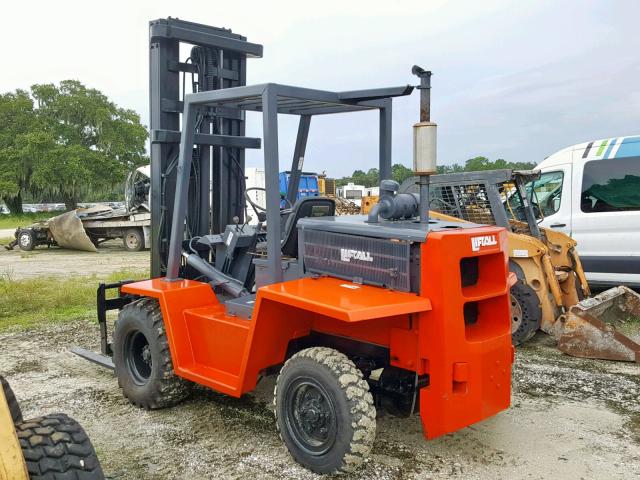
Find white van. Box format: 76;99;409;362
530;136;640;288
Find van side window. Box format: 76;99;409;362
528;171;564;217
581;157;640;213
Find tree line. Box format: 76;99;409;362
1;79;537;213
338;157;537;188
0;81;148;213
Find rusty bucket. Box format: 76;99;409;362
555;286;640;362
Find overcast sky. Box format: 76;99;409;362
2;0;639;177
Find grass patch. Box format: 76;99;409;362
0;212;59;229
0;237;14;245
0;269;149;331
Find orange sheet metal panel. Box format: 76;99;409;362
417;226;513;439
119;279;248;395
258;277;431;321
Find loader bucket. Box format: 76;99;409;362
555;286;640;362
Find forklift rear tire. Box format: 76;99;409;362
274;347;376;474
16;413;105;479
510;280;542;345
1;375;23;424
17;229;35;251
123;228;144;252
113;298;190;409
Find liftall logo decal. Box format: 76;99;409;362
340;248;374;262
471;235;498;252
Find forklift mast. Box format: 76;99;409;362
149;18;263;276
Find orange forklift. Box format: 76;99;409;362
74;18;514;474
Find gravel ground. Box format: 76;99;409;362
1;321;638;480
1;246;639;479
0;240;149;279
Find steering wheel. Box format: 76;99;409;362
245;187;294;218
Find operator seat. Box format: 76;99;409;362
281;196;335;257
258;197;335;258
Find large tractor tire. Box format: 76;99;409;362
16;413;104;479
1;375;23;424
274;347;376;475
113;298;190;409
510;280;542;345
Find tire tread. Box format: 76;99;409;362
16;413;104;479
114;298;190;409
274;346;376;474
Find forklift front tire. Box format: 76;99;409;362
113;298;190;409
17;229;35;251
274;347;376;474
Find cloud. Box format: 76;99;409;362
1;0;638;177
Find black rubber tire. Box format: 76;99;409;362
17;229;35;251
1;375;23;424
122;228;144;252
510;280;542;345
274;347;376;474
16;413;104;479
113;298;190;409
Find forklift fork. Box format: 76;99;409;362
71;280;139;370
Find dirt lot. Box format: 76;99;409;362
1;247;639;479
0;240;148;279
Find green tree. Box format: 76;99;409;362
391;164;414;184
365;168;379;188
463;156;535;172
27;80;148;209
0;90;38;213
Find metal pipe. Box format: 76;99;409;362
412;65;432;122
419;176;430;224
367;203;381;223
412;66;435;225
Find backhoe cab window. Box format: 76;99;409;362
527;171;564;218
581;157;640;213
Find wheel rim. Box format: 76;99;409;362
284;377;337;456
125;233;140;250
510;294;523;333
124;330;152;385
18;233;31;248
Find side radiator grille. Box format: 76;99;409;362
302;230;412;292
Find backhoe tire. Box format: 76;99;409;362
16;413;104;479
1;375;23;424
510;280;542;345
274;347;376;475
123;228;144;252
113;298;190;409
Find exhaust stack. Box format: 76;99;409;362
412;66;437;225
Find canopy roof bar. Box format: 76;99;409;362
165;82;413;282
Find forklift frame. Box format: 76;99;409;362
166;83;413;283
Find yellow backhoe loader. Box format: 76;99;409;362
400;170;640;362
0;375;104;479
